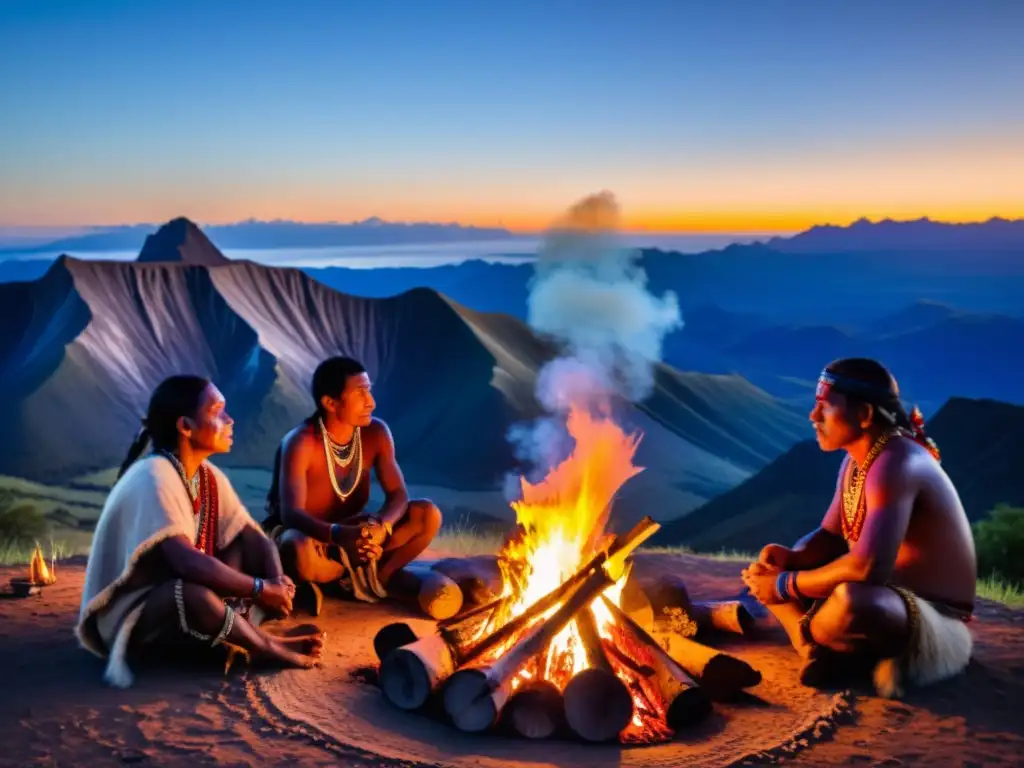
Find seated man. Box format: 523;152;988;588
265;356;442;613
741;357;976;697
77;375;323;689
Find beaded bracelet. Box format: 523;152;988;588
252;576;264;598
775;571;791;602
774;571;804;602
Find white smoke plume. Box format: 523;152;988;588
505;191;683;494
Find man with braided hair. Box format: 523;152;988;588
742;358;976;697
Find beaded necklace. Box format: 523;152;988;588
318;418;363;502
157;450;219;555
840;431;895;543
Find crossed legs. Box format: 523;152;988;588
765;582;911;684
129;534;324;669
279;499;442;587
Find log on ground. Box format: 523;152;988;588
654;629;762;700
379;633;457;711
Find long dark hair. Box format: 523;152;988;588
117;375;211;478
824;358;940;460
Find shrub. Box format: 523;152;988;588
0;497;50;546
972;504;1024;586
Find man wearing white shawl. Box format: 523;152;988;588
77;375;324;688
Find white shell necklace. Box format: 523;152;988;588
318;418;363;502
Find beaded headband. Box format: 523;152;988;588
815;370;898;404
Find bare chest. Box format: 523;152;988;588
303;440;376;521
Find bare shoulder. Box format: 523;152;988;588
866;436;922;494
281;421;319;457
363;417;394;445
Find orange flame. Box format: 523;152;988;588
477;402;676;745
29;543;56;586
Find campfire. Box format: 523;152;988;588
376;406;762;744
10;542;57;597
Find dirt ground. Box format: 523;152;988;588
1;552;1022;767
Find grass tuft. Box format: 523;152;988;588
0;531;93;566
976;574;1024;608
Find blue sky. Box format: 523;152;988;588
1;0;1021;232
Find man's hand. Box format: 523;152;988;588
758;543;794;570
741;561;784;605
257;580;295;614
331;522;384;565
363;518;389;547
268;574;296;592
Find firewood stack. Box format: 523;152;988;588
375;517;762;744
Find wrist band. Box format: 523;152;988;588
252;577;264;598
790;571;804;601
775;572;789;602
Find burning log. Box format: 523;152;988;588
652;628;762;701
442;565;618;733
379;633;458;711
562;607;633;742
620;573;655;631
503;680;565;739
600;596;712;730
690;600;757;637
454;516;659;667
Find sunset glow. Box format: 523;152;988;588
0;3;1021;234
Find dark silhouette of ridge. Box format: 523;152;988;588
136;217;231;266
652;397;1024;552
1;217;516;255
765;216;1024;253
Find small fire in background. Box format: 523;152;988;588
9;541;57;597
29;542;57;586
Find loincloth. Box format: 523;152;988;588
269;525;388;604
873;585;974;699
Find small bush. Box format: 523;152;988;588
972;504;1024;586
0;496;50;546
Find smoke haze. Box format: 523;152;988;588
505;191;683;496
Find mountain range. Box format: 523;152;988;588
0;219;810;526
653;397;1024;552
3;216;1022;415
0;216;516;255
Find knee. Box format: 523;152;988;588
278;530;316;580
830;582;880;624
409;499;442;536
178;582;224;632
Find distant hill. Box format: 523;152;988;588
0;227;808;525
653;397;1024;552
675;301;1024;410
0;217;516;255
765;216;1024;253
